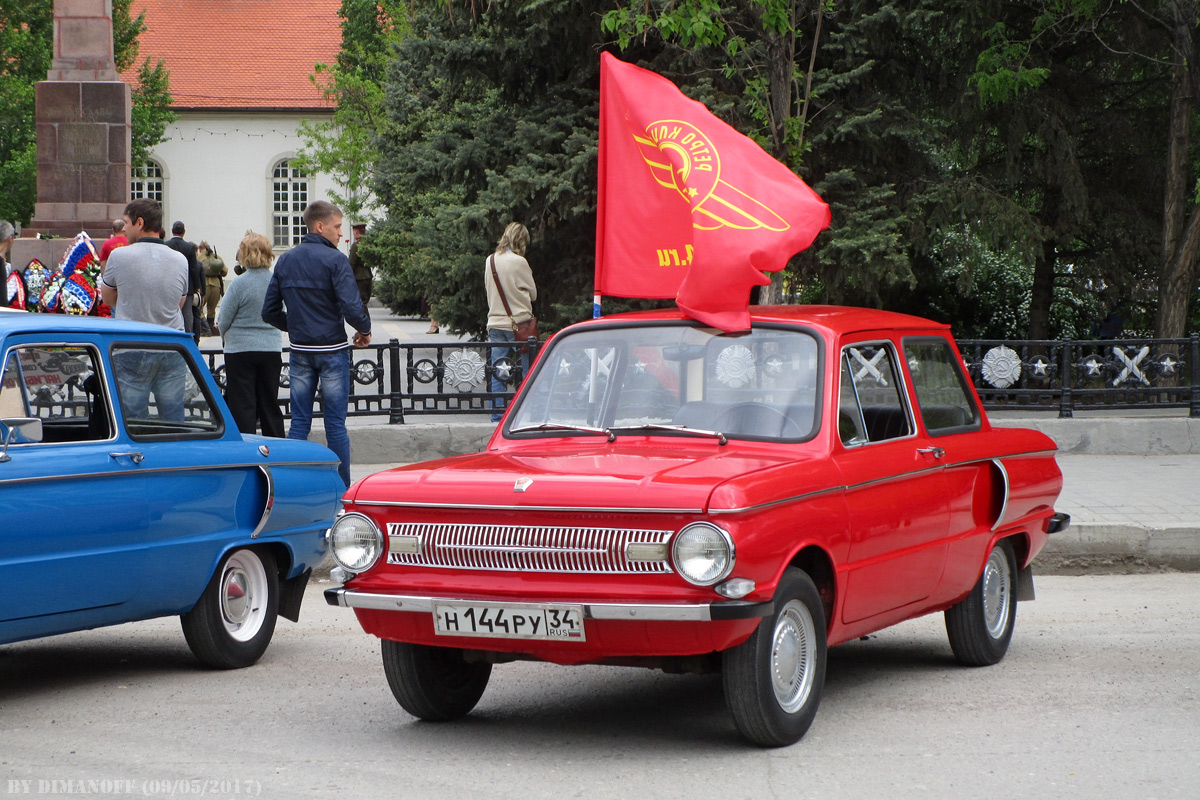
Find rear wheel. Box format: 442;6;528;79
381;640;492;721
723;568;827;746
181;548;279;669
945;538;1017;666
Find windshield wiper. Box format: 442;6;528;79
509;422;616;441
612;423;728;445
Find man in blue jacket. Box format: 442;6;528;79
262;200;371;486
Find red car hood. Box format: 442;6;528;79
350;442;821;512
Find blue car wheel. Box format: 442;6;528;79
181;548;280;669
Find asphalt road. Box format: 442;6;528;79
2;574;1197;800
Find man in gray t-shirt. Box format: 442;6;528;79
100;199;190;421
102;200;188;329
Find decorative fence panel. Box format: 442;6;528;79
958;334;1200;417
200;339;541;423
199;334;1200;422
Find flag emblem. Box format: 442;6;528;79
635;120;790;233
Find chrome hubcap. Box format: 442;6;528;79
982;548;1011;638
771;600;816;713
218;551;267;642
222;569;251;625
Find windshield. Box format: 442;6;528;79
508;323;822;441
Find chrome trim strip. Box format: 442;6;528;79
710;448;1058;515
991;458;1011;532
0;459;338;486
355;499;703;514
351;448;1061;518
323;588;771;622
251;465;275;539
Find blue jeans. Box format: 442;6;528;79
114;350;187;422
488;328;530;422
288;349;351;486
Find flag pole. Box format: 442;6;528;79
593;292;602;318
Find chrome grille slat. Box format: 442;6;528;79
386;523;674;574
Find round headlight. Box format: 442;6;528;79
329;512;383;573
672;522;735;586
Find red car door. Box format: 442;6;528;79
834;338;950;624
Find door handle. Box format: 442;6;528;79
917;446;945;459
108;451;144;464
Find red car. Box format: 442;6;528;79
326;306;1068;746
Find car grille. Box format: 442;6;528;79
385;522;674;574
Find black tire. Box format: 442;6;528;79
723;568;827;747
945;538;1017;666
181;548;279;669
381;640;492;721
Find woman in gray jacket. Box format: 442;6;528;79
218;231;284;437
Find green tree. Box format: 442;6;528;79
371;1;606;337
295;0;406;223
0;0;174;225
602;1;830;302
959;1;1173;339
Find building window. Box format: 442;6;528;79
272;159;308;248
130;160;164;204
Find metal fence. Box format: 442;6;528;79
200;333;1200;422
199;339;542;423
958;334;1200;417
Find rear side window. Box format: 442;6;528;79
838;343;912;445
902;338;981;435
110;346;223;440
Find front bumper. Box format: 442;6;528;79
323;587;773;622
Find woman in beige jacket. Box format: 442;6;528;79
484;222;537;422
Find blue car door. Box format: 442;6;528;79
107;343;274;612
0;339;150;624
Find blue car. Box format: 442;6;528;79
0;311;344;668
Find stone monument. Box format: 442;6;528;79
12;0;132;268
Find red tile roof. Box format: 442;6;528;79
126;0;341;111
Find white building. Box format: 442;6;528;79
126;0;345;261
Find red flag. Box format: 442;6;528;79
595;52;830;331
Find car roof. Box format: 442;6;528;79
0;312;193;342
583;305;950;336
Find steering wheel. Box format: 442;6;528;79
715;403;804;438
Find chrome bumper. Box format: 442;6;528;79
323;587;772;622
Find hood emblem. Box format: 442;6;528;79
514;477;533;493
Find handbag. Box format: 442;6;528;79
489;254;538;350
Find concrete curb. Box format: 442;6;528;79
991;416;1200;455
1038;524;1200;573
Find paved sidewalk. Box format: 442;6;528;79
1045;453;1200;572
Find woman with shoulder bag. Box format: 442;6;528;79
484;221;537;423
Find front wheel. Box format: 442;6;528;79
381;640;492;721
723;568;827;747
945;538;1017;666
181;548;279;669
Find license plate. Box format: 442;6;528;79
433;601;586;641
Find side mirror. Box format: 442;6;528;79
0;417;43;462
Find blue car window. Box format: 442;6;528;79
111;346;222;440
0;344;111;443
